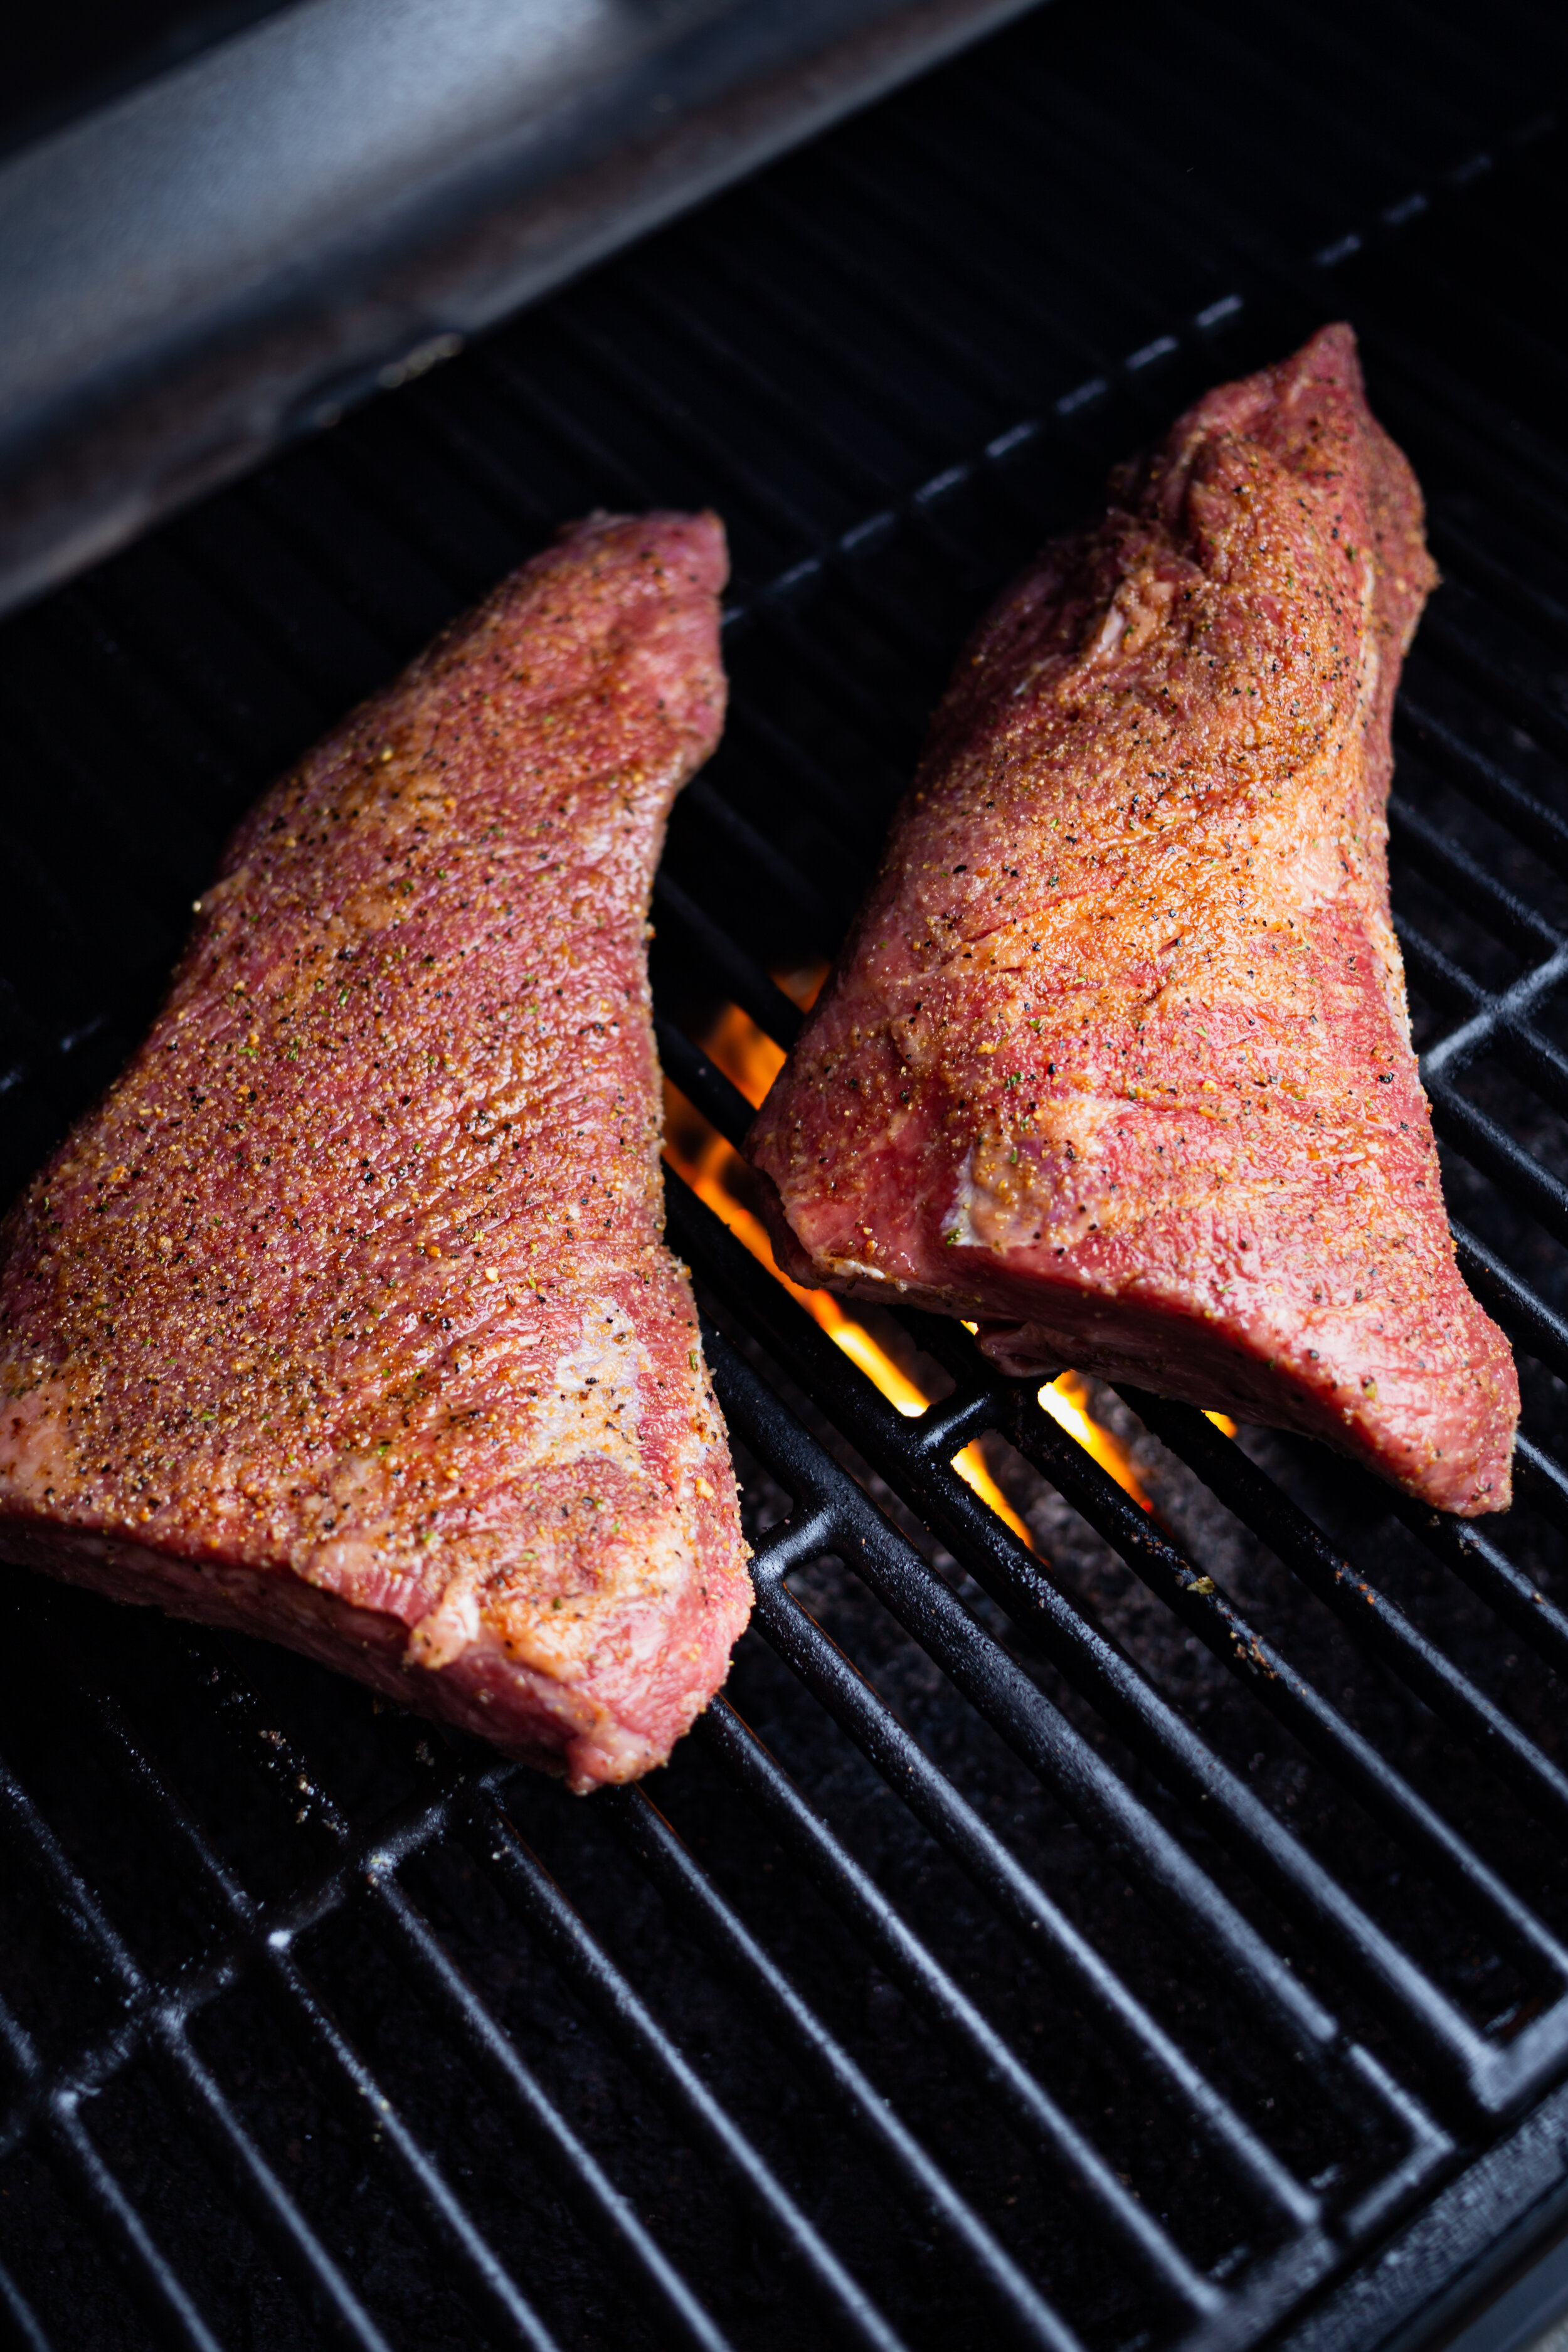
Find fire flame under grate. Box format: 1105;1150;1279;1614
1;3;1567;2348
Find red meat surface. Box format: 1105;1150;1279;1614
0;511;753;1787
748;327;1517;1516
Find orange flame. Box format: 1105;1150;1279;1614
1039;1371;1152;1512
771;965;830;1015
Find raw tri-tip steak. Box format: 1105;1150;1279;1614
0;511;753;1787
748;326;1517;1515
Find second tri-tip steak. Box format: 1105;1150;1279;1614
748;326;1518;1516
0;511;752;1788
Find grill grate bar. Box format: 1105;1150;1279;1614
744;179;1025;415
1404;956;1568;1142
161;1648;738;2352
359;378;558;556
652;874;806;1051
1039;1399;1568;1957
40;2076;223;2351
1119;1394;1568;1845
1392;1505;1568;1682
0;1980;224;2352
698;1318;1465;2294
608;1782;1089;2352
1400;923;1568;1148
1396;698;1568;882
1486;1019;1568;1132
680;1173;1515;2109
152;2012;398;2352
1401;914;1568;1046
0;2260;53;2352
677;206;971;467
716;696;894;861
658;1015;767;1144
732;583;924;753
33;1700;405;2352
0;1771;287;2352
681;770;838;936
1;1710;565;2352
1515;1438;1568;1542
549;310;830;554
1422;968;1568;1088
466;345;662;522
41;1637;741;2350
689;1286;1428;2136
1005;1395;1544;2112
0;1779;457;2169
1428;507;1568;651
721;1526;1329;2230
358;1883;734;2352
687;1698;1249;2295
617;256;907;514
1424;1081;1568;1249
1417;600;1568;768
688;1142;1568;2126
1391;793;1564;963
462;1786;916;2352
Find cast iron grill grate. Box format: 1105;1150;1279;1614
1;2;1567;2347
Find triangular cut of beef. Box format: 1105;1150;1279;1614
748;327;1517;1516
0;511;753;1786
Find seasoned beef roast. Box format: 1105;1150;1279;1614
0;511;752;1788
747;327;1518;1516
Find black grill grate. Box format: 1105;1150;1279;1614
1;2;1567;2346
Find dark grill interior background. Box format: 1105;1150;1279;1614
2;0;1567;2346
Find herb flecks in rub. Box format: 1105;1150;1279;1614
0;514;751;1787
